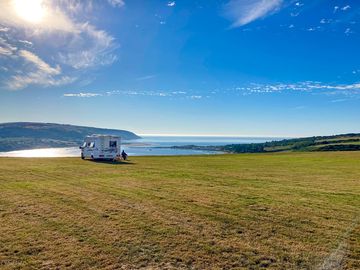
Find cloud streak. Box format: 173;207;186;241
0;37;17;55
136;75;157;81
224;0;283;28
3;49;77;90
8;73;75;90
62;81;360;100
63;92;101;97
57;23;117;69
167;1;176;7
107;0;125;8
233;81;360;96
19;50;60;75
63;90;202;99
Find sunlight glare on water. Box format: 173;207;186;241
0;147;80;158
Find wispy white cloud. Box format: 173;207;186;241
63;0;94;14
334;5;351;13
136;75;157;81
8;73;75;90
6;49;76;90
57;23;117;69
344;28;353;35
189;95;202;99
167;1;176;7
0;46;13;56
224;0;283;28
64;92;101;97
62;81;360;101
19;50;60;75
233;81;360;95
0;26;9;32
107;0;125;8
107;90;175;97
331;98;348;103
63;89;196;99
0;37;17;56
18;40;33;46
320;18;332;24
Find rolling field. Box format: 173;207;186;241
0;153;359;269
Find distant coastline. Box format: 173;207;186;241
0;136;271;157
1;122;360;154
163;133;360;153
0;122;140;152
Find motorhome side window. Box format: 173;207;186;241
109;141;117;147
89;142;95;148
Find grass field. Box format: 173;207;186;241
0;153;359;269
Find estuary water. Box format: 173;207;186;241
0;136;282;158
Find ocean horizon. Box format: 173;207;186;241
0;135;283;158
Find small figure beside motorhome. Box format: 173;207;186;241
80;135;121;160
121;150;128;160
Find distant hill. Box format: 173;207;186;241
0;122;141;152
171;133;360;153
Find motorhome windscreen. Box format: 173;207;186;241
109;141;117;147
89;142;95;148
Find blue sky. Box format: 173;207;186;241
0;0;359;136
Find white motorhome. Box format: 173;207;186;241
80;135;121;160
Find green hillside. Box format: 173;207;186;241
243;133;360;153
172;133;360;153
0;122;140;151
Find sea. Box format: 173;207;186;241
0;136;283;158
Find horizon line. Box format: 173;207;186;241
137;133;291;138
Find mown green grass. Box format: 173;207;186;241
0;152;359;269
